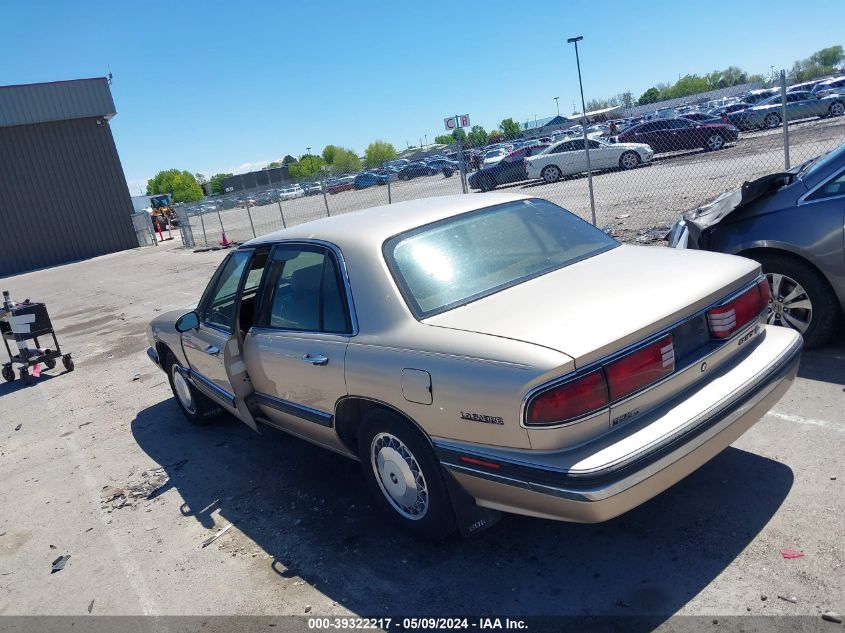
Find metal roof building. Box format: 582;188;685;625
0;78;138;278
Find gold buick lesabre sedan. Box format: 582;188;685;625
146;194;801;540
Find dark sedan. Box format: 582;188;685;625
397;162;434;180
668;143;845;347
616;118;739;153
468;145;549;191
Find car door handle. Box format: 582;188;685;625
204;345;220;355
301;354;329;366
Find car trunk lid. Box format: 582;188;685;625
423;244;760;367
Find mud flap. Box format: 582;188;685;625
443;469;501;537
223;336;260;432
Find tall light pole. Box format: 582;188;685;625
424;134;428;149
567;35;597;227
306;147;311;157
554;97;560;117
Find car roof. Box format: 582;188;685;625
243;193;533;249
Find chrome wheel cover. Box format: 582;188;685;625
542;166;561;183
621;152;638;169
707;134;724;150
765;114;780;128
172;365;196;414
831;102;844;116
766;273;812;333
371;432;429;520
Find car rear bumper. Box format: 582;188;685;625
435;326;802;523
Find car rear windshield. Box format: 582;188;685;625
384;199;618;318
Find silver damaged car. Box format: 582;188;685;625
146;194;801;540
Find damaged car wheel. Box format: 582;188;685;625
165;352;222;424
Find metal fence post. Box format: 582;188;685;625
277;200;287;228
245;204;256;238
216;209;226;238
322;179;331;217
199;210;208;246
385;162;392;204
456;138;468;194
780;69;790;170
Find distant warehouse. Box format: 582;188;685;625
221;166;292;194
0;77;138;277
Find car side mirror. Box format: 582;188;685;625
175;310;200;332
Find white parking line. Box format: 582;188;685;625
766;410;842;432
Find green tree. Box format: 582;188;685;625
364;140;397;167
194;173;207;185
451;128;467;143
146;169;204;203
332;148;362;174
466;125;488;147
434;134;452;144
616;91;634;110
809;45;844;69
322;145;339;164
209;172;233;195
265;161;283;170
282;155;297;166
288;155;326;181
637;87;661;105
499;118;521;139
487;129;503;143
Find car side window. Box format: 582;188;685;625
203;251;250;332
259;245;351;334
806;170;845;201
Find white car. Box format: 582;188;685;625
526;138;653;183
278;185;304;200
481;148;508;168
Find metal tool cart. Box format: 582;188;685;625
1;291;73;385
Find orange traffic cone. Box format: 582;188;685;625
219;231;233;248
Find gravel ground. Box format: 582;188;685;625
184;115;845;247
0;240;843;625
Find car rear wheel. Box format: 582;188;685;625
704;134;725;151
479;174;497;191
619;151;640;170
165;351;222;424
829;101;845;117
358;409;456;541
541;165;563;183
754;253;838;349
764;113;781;129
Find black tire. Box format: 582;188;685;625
829;101;845;117
62;354;74;372
704;133;725;152
753;252;839;349
618;150;641;170
541;165;563;183
358;409;456;542
442;168;453;178
479;174;496;192
764;113;781;129
44;357;57;370
2;365;14;382
165;351;222;425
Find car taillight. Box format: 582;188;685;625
527;369;608;426
605;335;675;401
707;279;768;339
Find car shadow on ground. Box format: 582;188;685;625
132;398;793;622
798;327;845;386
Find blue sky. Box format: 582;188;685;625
4;0;844;194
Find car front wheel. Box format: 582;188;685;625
541;165;563;183
358;409;456;541
755;253;839;349
704;133;725;151
829;101;845;117
764;113;781;129
165;352;222;424
480;173;496;191
619;151;640;169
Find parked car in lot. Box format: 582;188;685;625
397;162;436;181
682;112;724;124
811;77;845;97
425;158;459;176
326;176;355;194
278;185;304;200
668;143;845;347
741;88;779;105
147;193;801;540
615;118;738;153
468;144;549;191
526;138;653;183
353;171;391;189
301;182;323;196
733;91;845;130
786;78;831;94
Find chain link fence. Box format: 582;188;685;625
173;72;844;249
